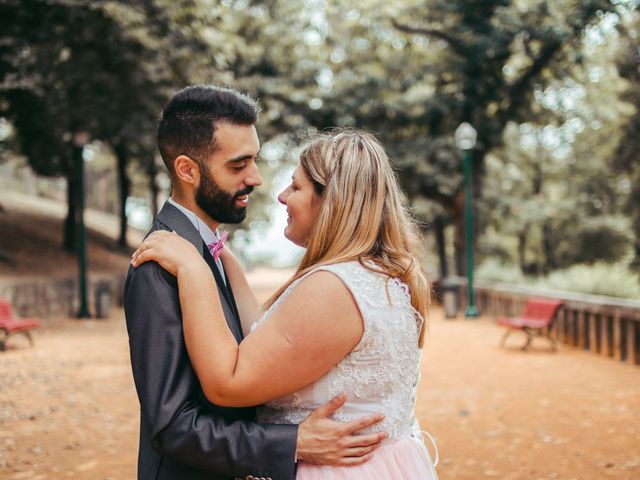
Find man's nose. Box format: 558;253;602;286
245;162;263;187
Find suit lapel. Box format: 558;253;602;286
156;202;244;343
201;246;241;332
223;267;240;322
201;248;241;325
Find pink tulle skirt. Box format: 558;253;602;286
296;436;438;480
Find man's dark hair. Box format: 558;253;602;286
157;85;261;177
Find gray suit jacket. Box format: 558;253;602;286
124;202;298;480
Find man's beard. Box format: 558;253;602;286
195;167;253;224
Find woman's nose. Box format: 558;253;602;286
277;188;289;206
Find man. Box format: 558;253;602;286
124;85;385;480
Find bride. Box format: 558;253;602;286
132;129;438;479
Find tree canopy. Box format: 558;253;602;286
1;0;638;284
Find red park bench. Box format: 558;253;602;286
497;298;564;352
0;298;40;351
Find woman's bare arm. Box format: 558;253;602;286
179;264;363;406
132;231;364;407
219;248;261;335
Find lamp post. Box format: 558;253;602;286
455;122;479;318
73;130;91;319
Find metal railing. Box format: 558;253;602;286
444;277;640;365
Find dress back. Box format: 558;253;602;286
254;260;425;440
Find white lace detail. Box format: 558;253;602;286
252;261;425;440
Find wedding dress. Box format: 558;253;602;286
252;261;438;479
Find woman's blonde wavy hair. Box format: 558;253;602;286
267;129;430;346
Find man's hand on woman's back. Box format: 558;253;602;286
296;393;387;466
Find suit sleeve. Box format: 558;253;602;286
124;261;298;480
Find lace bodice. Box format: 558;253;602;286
252;261;425;440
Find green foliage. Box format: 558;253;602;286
567;216;633;264
0;1;195;169
613;10;640;270
538;262;640;299
479;5;638;274
477;258;640;299
476;258;525;283
0;0;638;269
0;0;221;247
212;0;630;270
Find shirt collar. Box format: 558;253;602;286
167;197;220;245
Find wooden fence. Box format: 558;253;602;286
446;278;640;365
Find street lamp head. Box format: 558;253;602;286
455;122;477;150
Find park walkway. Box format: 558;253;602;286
0;293;638;479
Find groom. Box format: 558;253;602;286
124;85;386;480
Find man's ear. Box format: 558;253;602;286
174;155;199;186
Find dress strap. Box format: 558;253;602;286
421;430;439;467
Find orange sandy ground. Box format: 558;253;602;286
0;302;638;480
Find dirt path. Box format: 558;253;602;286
0;303;638;480
418;314;639;480
0;313;138;480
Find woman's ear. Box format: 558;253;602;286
174;155;199;186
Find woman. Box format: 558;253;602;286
131;129;438;479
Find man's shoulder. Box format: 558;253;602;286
148;218;172;235
124;222;176;292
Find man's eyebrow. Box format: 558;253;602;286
227;150;260;164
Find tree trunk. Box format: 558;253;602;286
542;221;557;273
434;216;448;279
453;189;465;276
631;238;640;275
147;157;159;219
63;171;76;253
115;143;130;249
517;226;529;274
631;215;640;274
628;183;640;274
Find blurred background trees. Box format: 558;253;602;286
1;0;638;296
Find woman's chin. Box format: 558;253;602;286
283;228;305;248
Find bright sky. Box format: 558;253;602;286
232;165;305;267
